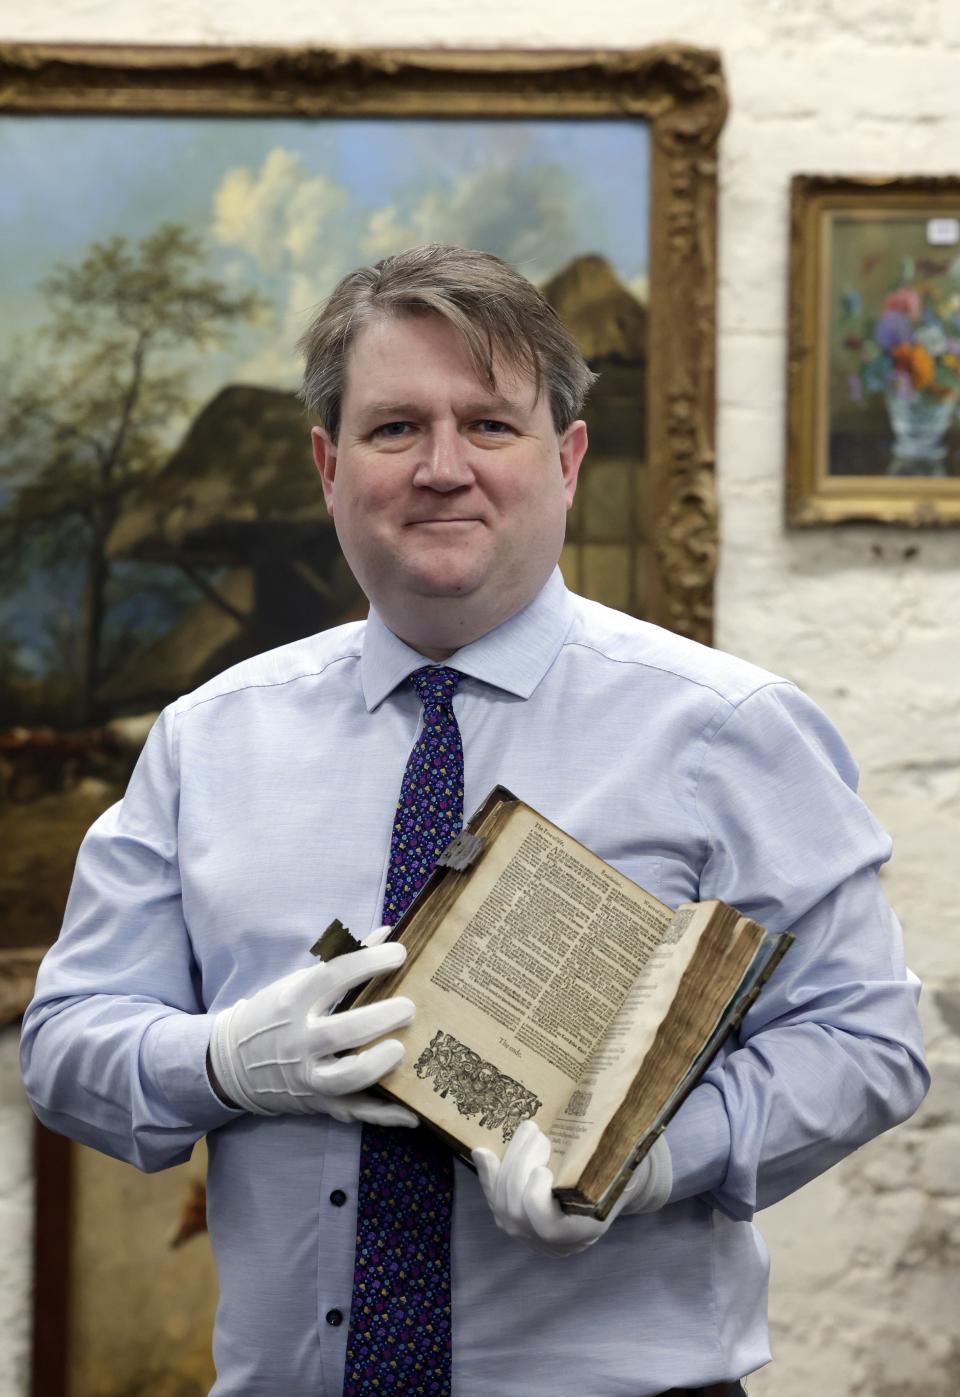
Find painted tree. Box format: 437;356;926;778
0;224;263;724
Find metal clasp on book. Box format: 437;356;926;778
309;919;361;961
437;831;486;871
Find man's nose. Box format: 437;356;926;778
412;425;476;490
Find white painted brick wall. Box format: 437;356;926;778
2;2;957;1392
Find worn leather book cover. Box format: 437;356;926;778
317;788;791;1219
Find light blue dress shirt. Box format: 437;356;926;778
21;570;928;1395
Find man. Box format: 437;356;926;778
22;245;928;1396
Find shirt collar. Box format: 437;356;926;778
360;567;575;711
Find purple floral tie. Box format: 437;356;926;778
343;666;463;1395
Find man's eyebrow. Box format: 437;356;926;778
458;396;532;417
357;402;425;420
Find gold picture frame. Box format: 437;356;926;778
0;43;726;1396
787;174;960;525
0;42;726;1023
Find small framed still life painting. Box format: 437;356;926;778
787;174;960;525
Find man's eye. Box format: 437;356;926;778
474;420;512;434
373;422;411;438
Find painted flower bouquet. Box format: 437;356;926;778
841;255;960;463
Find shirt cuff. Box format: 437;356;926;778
141;1011;245;1129
663;1082;731;1203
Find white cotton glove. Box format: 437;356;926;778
472;1120;672;1257
208;926;419;1127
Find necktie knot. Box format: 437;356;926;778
410;665;462;711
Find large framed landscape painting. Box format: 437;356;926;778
787;174;960;525
0;44;725;1396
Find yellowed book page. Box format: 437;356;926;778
549;902;715;1188
378;805;673;1157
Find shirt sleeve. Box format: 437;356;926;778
19;707;239;1173
663;680;929;1219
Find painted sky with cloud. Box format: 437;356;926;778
1;114;649;399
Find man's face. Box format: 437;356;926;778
312;313;587;656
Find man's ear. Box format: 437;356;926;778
558;420;588;508
311;426;338;514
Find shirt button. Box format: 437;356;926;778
325;1308;344;1327
329;1189;347;1207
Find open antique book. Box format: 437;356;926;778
315;787;792;1220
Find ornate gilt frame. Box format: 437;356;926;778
1;45;725;1395
0;42;725;1033
787;173;960;526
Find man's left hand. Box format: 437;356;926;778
472;1120;672;1257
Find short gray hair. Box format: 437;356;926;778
297;244;596;440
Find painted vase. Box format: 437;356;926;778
884;386;957;474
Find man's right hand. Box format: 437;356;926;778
207;934;418;1127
